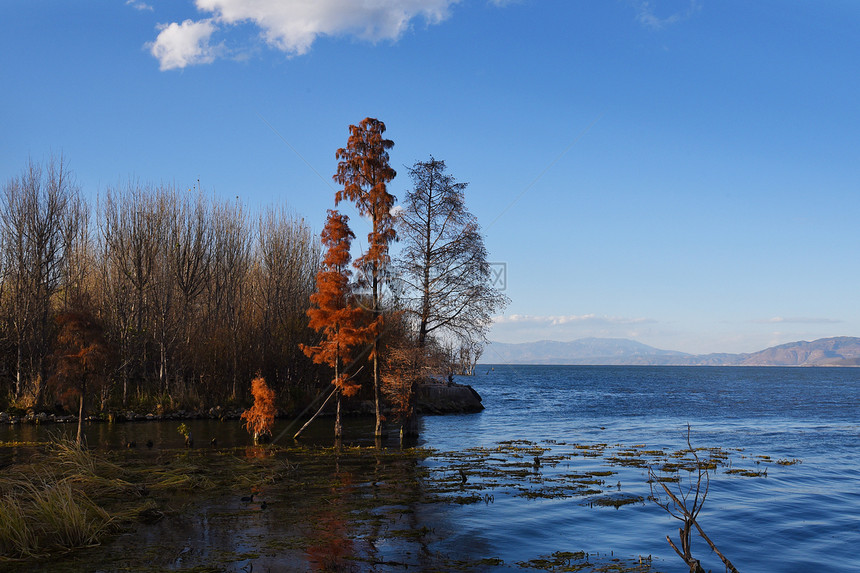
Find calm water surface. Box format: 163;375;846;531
420;365;860;572
2;366;858;572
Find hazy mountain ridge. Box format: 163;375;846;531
487;336;860;366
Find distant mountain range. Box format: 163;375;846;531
485;337;860;367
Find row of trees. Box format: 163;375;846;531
1;120;507;435
1;158;321;412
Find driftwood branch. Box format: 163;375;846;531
649;425;736;573
293;386;337;439
695;521;740;573
666;535;685;561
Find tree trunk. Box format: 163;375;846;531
400;380;419;442
372;253;383;438
373;350;382;438
15;343;22;401
334;392;343;439
400;415;420;442
418;194;432;348
160;341;168;395
122;362;128;407
231;345;238;400
76;391;84;445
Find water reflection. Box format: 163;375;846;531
0;414;396;452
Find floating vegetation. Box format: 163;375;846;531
726;468;767;478
588;494;645;509
516;550;655;572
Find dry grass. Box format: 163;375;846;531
0;437;279;561
0;472;113;559
0;437;127;559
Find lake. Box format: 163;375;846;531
420;365;860;572
2;365;858;572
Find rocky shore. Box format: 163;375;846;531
0;382;484;425
0;406;243;426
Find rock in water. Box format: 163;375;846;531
415;382;484;414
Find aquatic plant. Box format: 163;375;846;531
175;422;194;447
52;436;125;484
0;456;113;558
515;550;654;572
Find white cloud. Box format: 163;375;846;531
489;313;660;347
148;19;219;71
149;0;460;69
753;316;843;325
493;313;655;326
126;0;153;11
634;0;701;30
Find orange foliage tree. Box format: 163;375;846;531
301;210;373;438
241;376;277;442
51;309;113;444
381;343;425;441
380;310;447;441
333;117;397;438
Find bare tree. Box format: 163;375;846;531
1;156;81;405
457;336;484;376
0;159;333;412
169;186;212;399
101;182;162;404
394;158;508;352
255;207;320;395
59;193;91;310
207;197;251;399
149;187;179;396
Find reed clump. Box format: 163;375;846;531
0;472;113;559
0;437;139;560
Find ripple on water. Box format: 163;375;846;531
420;366;860;572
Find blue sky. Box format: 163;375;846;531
2;0;859;355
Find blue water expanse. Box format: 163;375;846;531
419;365;860;572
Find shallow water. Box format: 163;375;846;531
2;365;858;571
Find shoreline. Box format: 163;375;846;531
0;381;484;426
